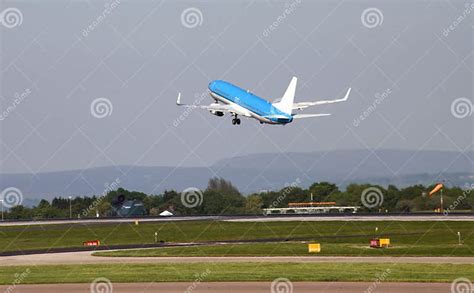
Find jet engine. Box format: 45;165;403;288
210;110;224;116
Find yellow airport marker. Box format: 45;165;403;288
379;238;390;247
308;243;321;253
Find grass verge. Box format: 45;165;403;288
0;263;472;284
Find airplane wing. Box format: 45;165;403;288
292;113;331;119
292;88;351;110
176;93;250;116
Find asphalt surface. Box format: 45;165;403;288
1;214;473;226
225;215;474;222
1;251;473;266
0;216;221;226
0;282;452;292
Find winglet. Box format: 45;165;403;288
176;92;181;105
343;88;351;101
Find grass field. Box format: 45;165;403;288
0;263;473;284
94;241;474;257
1;220;473;256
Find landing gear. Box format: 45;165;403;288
232;118;241;125
231;114;241;125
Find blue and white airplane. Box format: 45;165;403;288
176;77;351;125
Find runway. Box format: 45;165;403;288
1;251;473;266
224;215;474;222
0;282;452;292
0;216;221;226
0;214;473;226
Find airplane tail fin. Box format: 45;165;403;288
273;77;297;115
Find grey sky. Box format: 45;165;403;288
1;0;472;174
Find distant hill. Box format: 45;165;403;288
0;149;472;205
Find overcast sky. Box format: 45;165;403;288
1;0;472;174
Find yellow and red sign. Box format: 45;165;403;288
83;240;101;246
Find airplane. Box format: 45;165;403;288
176;77;351;125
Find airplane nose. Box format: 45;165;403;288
208;80;216;91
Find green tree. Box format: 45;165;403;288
7;205;33;219
245;194;263;214
309;182;339;201
33;199;64;219
206;177;240;195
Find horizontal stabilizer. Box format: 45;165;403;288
292;113;331;119
266;114;290;119
292;88;351;110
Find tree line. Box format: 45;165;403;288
3;178;473;220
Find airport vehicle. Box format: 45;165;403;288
176;77;351;125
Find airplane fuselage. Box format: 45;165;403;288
208;80;293;124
